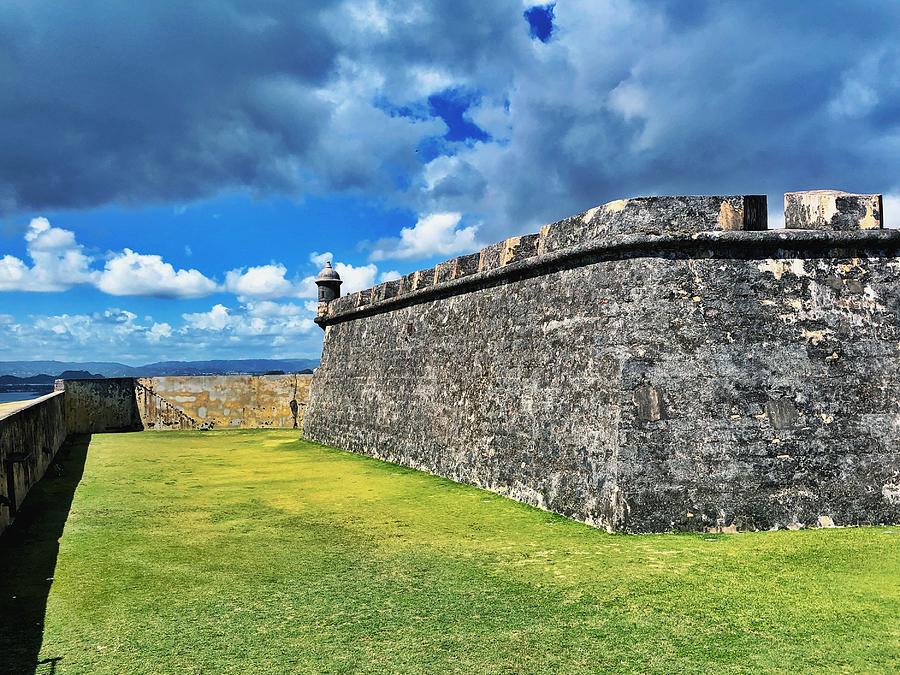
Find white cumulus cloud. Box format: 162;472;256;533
309;251;333;267
148;322;172;342
370;212;479;261
0;217;96;291
334;262;379;294
245;300;307;318
224;263;295;300
96;249;218;298
183;303;232;331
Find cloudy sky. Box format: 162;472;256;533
1;0;899;363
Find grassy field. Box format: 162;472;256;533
0;430;897;674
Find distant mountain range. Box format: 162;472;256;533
0;359;319;379
0;370;103;385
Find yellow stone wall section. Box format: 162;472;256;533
137;374;312;429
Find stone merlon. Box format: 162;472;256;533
785;190;883;230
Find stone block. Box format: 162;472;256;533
435;260;455;284
501;233;541;266
542;195;767;252
401;271;418;293
784;190;883;230
478;242;504;272
381;278;401;299
416;268;437;290
330;295;355;315
452;253;480;279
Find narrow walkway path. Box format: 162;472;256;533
0;392;59;421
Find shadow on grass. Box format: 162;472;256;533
0;434;91;675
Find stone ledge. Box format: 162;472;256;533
323;195;771;322
317;228;900;327
0;391;64;422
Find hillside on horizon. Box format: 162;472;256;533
0;358;319;379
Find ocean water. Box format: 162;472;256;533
0;391;45;404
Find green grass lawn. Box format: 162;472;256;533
1;430;898;674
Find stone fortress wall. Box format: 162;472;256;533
0;393;66;534
303;190;900;533
63;378;145;434
61;374;313;433
137;374;311;430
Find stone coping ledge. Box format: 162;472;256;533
0;390;64;423
317;228;900;327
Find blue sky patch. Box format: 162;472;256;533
428;90;490;143
524;4;555;42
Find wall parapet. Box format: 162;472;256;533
63;379;143;434
0;391;67;535
319;227;900;327
315;192;900;327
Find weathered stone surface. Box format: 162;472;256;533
135;381;198;430
452;253;480;279
501;234;541;265
305;198;900;533
478;242;504;272
541;195;767;253
785;190;883;230
314;195;768;327
401;271;418;293
381;278;401;300
138;374;312;429
0;392;66;535
435;260;455;284
330;294;355;316
418;268;437;290
64;379;142;434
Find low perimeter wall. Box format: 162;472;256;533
0;392;66;533
304;192;900;533
61;375;312;432
137;374;311;429
63;378;143;434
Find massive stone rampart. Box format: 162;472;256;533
304;192;900;532
0;392;66;534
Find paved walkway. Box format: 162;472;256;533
0;392;59;420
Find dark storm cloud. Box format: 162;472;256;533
4;0;900;236
0;0;526;213
429;0;900;237
0;1;340;211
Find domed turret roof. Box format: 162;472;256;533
316;261;341;282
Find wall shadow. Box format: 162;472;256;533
0;434;91;675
